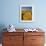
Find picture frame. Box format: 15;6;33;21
20;5;34;22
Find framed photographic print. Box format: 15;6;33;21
20;5;34;22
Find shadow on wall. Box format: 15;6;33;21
0;24;7;43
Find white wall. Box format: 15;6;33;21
0;0;46;29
